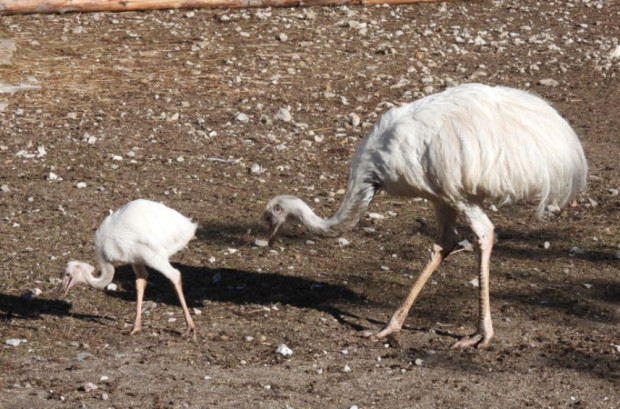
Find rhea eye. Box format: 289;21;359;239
273;204;282;214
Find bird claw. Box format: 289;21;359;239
450;333;491;349
359;326;400;340
183;327;197;340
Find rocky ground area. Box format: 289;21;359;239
1;0;619;408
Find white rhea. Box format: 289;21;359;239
264;83;588;348
63;199;199;338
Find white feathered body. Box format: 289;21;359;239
343;83;587;220
96;199;198;265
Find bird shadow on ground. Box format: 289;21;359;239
105;263;368;332
0;291;107;325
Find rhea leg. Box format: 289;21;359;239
130;263;149;335
362;204;458;339
451;204;495;349
147;254;196;339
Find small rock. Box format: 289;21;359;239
78;382;98;392
368;212;385;220
100;393;109;401
106;283;118;291
275;343;293;357
277;33;288;42
236;112;249;123
609;188;619;196
608;45;620;59
414;358;423;366
570;246;585;255
21;288;42;301
586;198;598;208
253;239;268;247
469;277;479;288
275;107;292;122
342;364;352;373
582;283;592;289
337;237;350;246
212;272;221;284
539;78;559;87
380;265;390;271
543;241;551;249
349;113;361;127
75;182;87;189
250;163;264;174
5;338;26;347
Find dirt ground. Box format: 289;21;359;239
1;0;619;408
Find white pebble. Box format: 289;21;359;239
337;237;350;246
250;163;264;174
5;338;26;346
582;283;592;289
75;182;87;189
236;112;249;123
539;78;559;87
414;358;423;366
349;113;361;127
79;382;98;392
342;364;351;373
543;241;550;249
277;33;288;42
254;239;269;247
275;343;293;357
106;283;118;291
275;107;292;122
368;212;385;220
469;277;479;288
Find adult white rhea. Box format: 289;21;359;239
263;83;588;348
62;199;199;338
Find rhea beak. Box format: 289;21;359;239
267;222;283;248
264;211;282;248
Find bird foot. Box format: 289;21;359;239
183;326;197;340
359;325;400;340
450;332;491;349
129;327;142;336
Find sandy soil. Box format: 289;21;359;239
1;1;619;408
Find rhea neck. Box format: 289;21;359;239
290;177;377;237
85;258;116;290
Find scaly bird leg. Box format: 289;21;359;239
451;210;495;349
130;263;149;336
361;243;447;339
171;278;196;340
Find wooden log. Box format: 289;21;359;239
0;0;440;15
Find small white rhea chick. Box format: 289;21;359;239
62;199;198;338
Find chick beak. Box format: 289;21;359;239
60;275;73;296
